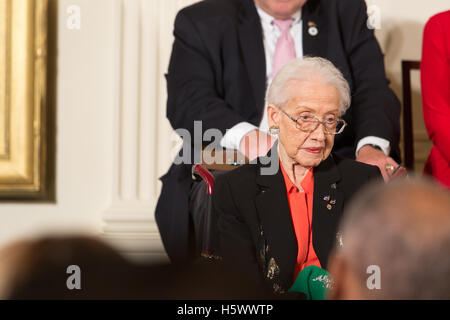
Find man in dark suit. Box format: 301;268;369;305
156;0;400;263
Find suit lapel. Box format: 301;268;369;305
312;155;343;269
238;0;266;116
254;145;297;290
302;0;328;59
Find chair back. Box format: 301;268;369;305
401;60;421;170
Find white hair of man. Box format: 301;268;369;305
338;177;450;299
266;56;351;116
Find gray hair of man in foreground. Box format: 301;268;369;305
329;177;450;299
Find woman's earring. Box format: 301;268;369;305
269;125;279;135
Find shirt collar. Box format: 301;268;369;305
255;5;302;27
279;159;314;194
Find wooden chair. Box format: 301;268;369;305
401;60;421;170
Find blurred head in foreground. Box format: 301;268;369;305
328;177;450;299
0;235;145;299
0;235;275;299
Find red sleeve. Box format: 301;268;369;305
421;11;450;164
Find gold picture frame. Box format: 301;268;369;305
0;0;53;200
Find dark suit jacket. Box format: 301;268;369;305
213;147;382;293
156;0;400;263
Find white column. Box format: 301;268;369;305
101;0;199;262
102;0;166;262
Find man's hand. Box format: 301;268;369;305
356;145;399;181
239;129;276;161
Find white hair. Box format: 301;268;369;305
266;57;351;116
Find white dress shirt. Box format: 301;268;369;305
219;5;390;157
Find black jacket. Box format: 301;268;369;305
156;0;399;263
214;146;382;292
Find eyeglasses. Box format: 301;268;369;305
279;108;347;135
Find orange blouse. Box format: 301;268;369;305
280;161;322;280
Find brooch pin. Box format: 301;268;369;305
324;194;336;211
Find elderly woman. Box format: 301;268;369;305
213;57;382;294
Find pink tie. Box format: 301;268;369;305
272;19;296;76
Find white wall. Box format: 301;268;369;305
0;0;116;247
0;0;447;260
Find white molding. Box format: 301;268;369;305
101;0;199;261
102;201;167;262
101;0;167;261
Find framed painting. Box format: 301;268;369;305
0;0;53;200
